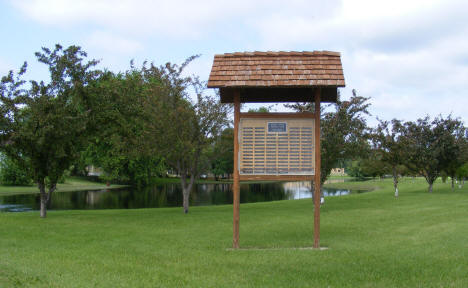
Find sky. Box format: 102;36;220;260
1;0;467;126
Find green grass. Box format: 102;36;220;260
0;176;126;196
324;177;384;191
1;178;467;287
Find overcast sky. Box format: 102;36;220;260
1;0;467;126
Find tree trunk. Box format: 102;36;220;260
181;174;196;214
40;193;47;218
38;181;56;218
451;177;454;191
428;183;433;193
392;166;399;197
182;188;190;214
38;181;47;218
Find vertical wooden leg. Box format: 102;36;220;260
314;89;321;249
233;178;240;248
233;90;241;249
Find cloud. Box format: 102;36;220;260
246;0;468;124
8;0;468;124
84;31;143;54
10;0;340;38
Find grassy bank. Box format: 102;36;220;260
0;177;126;196
0;178;467;287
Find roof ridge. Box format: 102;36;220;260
214;51;341;58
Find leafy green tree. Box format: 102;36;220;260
372;119;407;197
456;162;468;187
404;116;465;193
0;153;32;185
319;90;371;184
210;127;234;180
443;130;467;189
362;157;391;179
247;106;270;113
287;90;370;199
347;157;389;179
83;68;166;186
143;58;230;213
346;159;367;179
0;44;100;217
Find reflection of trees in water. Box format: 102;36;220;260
240;183;289;203
48;186;176;210
203;183;231;205
1;181;360;211
0;193;39;211
282;181;312;200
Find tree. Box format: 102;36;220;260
346;157;389;179
287;90;370;200
372;119;407;197
443;128;467;190
143;58;230;213
404;116;465;193
319;90;371;184
247;106;270;113
456;162;468;187
0;44;100;217
83;68;167;186
210;128;234;180
0;153;32;185
346;159;367;179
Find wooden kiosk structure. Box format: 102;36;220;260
207;51;345;248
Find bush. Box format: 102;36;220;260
0;155;32;186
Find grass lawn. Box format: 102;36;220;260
0;177;126;196
0;178;467;287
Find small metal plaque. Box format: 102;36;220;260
268;122;287;133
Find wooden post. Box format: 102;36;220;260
233;90;241;248
314;88;321;248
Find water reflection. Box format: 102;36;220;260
0;180;366;212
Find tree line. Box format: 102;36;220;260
1;45;467;217
351;116;467;196
0;45;228;217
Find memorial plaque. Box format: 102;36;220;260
239;118;315;175
268;122;287;133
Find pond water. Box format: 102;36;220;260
0;179;367;212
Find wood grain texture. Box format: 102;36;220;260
232;90;241;249
314;88;321;248
239;112;315;119
239;175;314;181
207;51;345;89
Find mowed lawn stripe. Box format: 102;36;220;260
0;178;467;287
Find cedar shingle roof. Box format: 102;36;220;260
207;51;345;88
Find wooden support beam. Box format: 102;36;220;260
240;175;314;182
239;112;315;119
314;89;321;248
233;90;241;249
219;87;339;103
